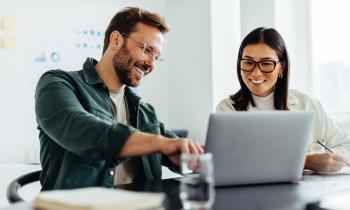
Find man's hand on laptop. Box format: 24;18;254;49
119;132;204;165
305;153;347;172
159;137;204;165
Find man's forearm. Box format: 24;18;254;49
119;131;163;157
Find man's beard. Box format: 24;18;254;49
112;44;136;87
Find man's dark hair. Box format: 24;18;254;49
103;7;170;54
231;27;290;110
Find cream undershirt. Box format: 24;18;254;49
109;88;138;185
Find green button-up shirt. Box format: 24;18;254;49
35;58;177;190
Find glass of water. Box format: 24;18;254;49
180;153;215;210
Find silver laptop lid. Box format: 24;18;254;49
205;111;315;186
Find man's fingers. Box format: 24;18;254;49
188;139;199;154
164;137;204;166
194;140;204;153
181;139;190;154
183;139;205;154
167;138;203;155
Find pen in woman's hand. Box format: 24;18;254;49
316;140;333;153
317;140;350;167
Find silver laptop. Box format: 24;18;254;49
205;111;315;186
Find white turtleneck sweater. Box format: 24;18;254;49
249;92;275;111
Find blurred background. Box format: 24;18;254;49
0;0;349;165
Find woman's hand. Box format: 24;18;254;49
305;152;347;172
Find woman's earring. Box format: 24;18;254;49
279;73;283;79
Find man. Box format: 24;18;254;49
35;7;203;190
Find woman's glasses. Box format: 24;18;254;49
240;59;280;73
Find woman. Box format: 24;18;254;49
216;27;350;172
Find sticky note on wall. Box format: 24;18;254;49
2;35;16;49
2;16;18;31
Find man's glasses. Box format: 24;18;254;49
240;59;280;73
121;33;163;62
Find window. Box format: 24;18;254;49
311;0;350;112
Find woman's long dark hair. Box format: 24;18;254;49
230;27;290;111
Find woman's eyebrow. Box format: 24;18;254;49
242;55;275;60
260;57;275;60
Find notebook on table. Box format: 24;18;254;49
33;187;165;210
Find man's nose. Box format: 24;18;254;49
146;55;157;69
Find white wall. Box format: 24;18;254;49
274;0;313;94
240;0;274;37
166;0;213;143
211;0;241;110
